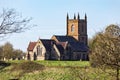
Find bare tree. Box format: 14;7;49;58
0;8;32;38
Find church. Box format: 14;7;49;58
26;13;89;61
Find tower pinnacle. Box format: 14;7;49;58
85;13;87;22
78;13;80;19
67;13;69;20
74;13;76;19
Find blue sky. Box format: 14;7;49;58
0;0;120;52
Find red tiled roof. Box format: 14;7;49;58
27;42;37;51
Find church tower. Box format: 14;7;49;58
66;13;88;45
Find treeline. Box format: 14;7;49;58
0;42;25;61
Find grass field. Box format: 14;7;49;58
9;60;90;67
0;60;117;80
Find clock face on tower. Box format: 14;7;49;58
71;24;75;32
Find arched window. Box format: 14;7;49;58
37;46;42;56
71;24;75;32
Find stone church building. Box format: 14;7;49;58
26;13;89;61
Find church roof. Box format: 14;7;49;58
56;44;64;54
54;35;77;42
41;39;65;54
41;39;54;52
56;42;68;49
69;42;88;52
53;35;88;52
27;42;37;51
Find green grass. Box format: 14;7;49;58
8;60;90;67
0;60;118;80
35;60;90;67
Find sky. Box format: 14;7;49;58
0;0;120;52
